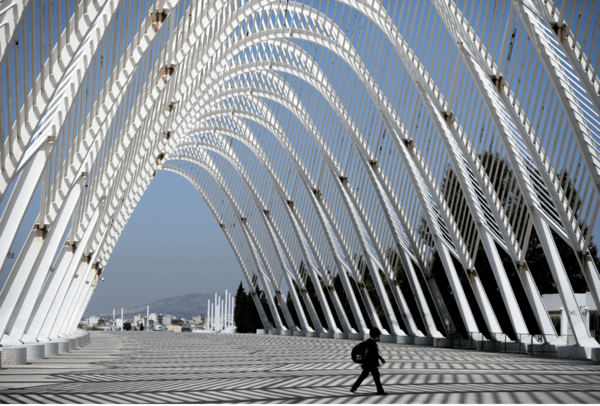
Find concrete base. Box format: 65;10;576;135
529;343;558;358
305;331;317;337
592;348;600;363
414;336;435;346
333;332;348;339
319;332;334;338
221;327;237;334
67;338;78;350
396;335;416;344
57;341;70;354
25;343;46;360
280;330;292;336
379;334;400;343
349;332;369;341
293;330;307;337
44;342;59;357
267;329;281;335
557;345;599;360
256;329;267;335
433;338;452;348
1;346;27;365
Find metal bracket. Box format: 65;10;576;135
339;176;348;184
160;65;176;82
368;159;379;169
442;111;455;126
490;75;505;93
151;11;168;32
551;23;568;43
286;200;295;209
404;139;415;151
466;268;478;278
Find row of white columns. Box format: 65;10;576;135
206;291;235;332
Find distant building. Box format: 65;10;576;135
86;316;99;326
133;314;154;330
192;315;205;324
161;315;172;326
84;316;107;326
167;325;181;333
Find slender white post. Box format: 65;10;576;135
223;289;229;329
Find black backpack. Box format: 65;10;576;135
351;341;368;363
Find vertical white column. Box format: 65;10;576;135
225;290;228;329
146;305;149;332
218;298;222;331
121;308;123;331
207;300;210;330
113;309;115;330
216;299;219;331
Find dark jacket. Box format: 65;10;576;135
362;338;385;369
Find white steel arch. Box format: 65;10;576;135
1;0;599;354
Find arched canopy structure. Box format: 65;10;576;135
1;0;600;351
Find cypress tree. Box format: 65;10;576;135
234;282;247;333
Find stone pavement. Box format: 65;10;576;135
0;331;599;403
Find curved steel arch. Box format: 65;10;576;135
162;163;274;330
177;74;444;335
99;0;576;340
168;142;330;333
171;131;349;333
176;105;392;334
1;0;599;351
166;149;290;331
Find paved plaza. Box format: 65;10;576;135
0;332;600;403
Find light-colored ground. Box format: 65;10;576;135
0;331;599;403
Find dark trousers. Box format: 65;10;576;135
351;366;383;393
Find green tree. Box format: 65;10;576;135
234;282;249;333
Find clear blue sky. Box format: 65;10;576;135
84;170;242;315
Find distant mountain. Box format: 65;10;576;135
86;292;231;320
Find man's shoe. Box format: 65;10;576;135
350;388;359;395
376;391;388;395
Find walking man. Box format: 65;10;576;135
350;327;387;395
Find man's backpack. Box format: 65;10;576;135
351;341;368;363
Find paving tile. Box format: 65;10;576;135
0;331;599;403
